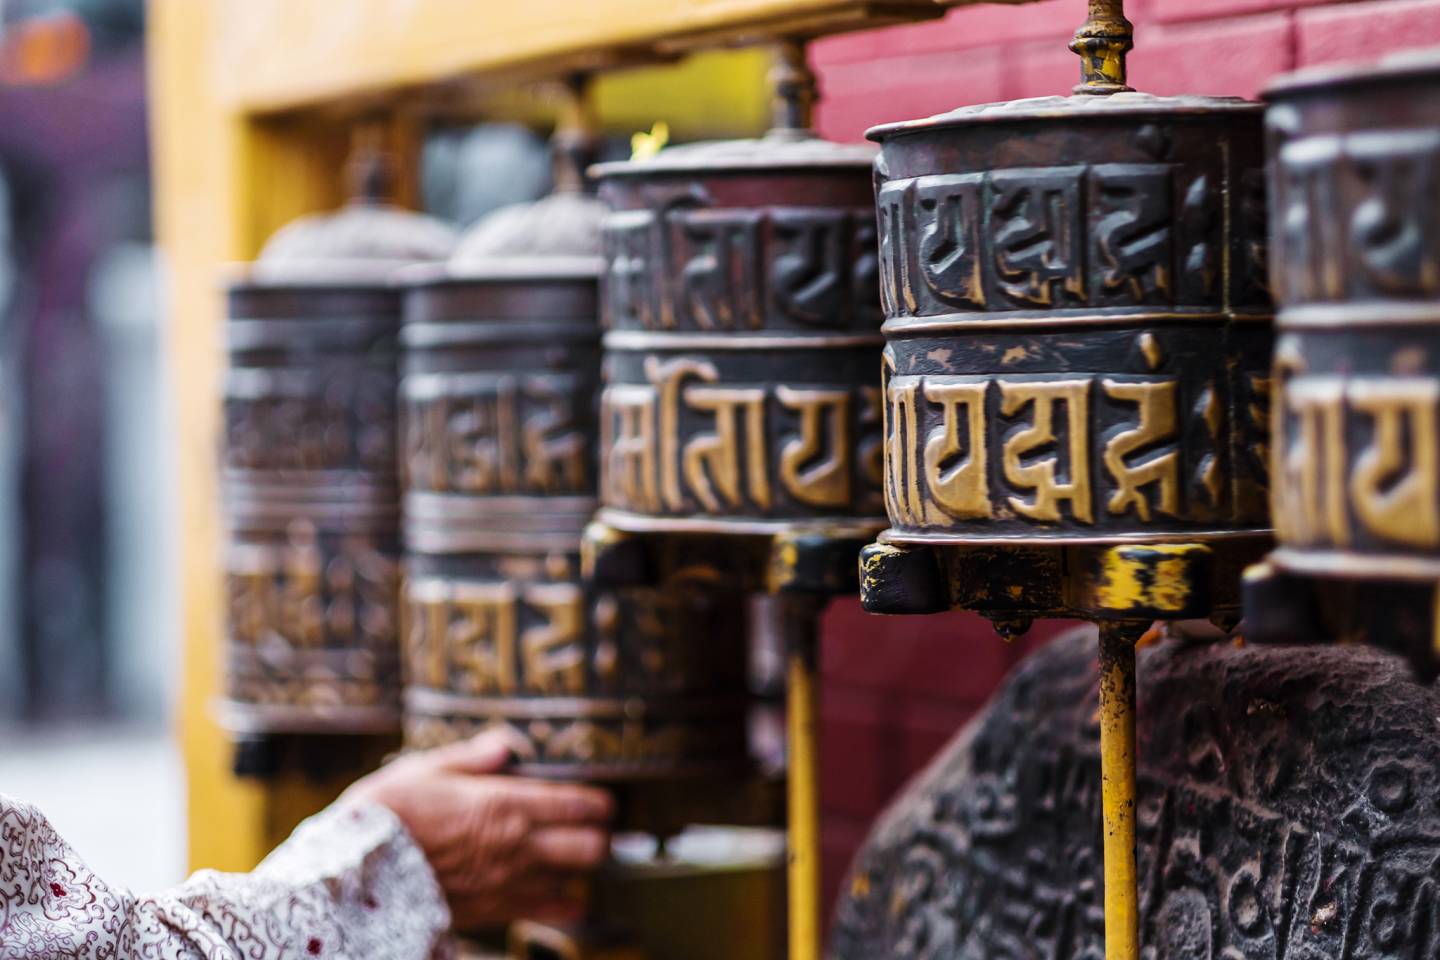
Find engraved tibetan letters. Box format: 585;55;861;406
870;107;1273;544
595;152;887;531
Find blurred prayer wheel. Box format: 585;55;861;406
220;139;457;745
1246;50;1440;681
853;4;1274;957
585;45;887;960
398;102;750;784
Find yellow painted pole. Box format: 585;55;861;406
1098;623;1140;960
783;597;823;960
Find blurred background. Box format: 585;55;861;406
5;0;1436;919
0;0;572;892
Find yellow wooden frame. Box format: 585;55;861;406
150;0;944;874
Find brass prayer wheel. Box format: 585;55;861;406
220;143;458;744
858;76;1274;631
398;111;751;783
584;45;887;960
852;4;1274;957
589;67;885;543
1245;50;1440;681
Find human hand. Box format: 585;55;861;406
344;730;614;930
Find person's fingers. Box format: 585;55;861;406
425;728;524;775
494;778;615;824
527;825;611;870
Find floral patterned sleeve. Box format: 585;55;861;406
0;793;455;959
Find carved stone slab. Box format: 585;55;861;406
832;627;1440;958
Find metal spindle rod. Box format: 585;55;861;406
770;39;817;133
782;595;824;960
1098;622;1142;960
1071;0;1133;95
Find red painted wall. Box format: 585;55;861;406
811;0;1440;916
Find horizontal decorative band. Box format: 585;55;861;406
401;319;599;348
602;331;885;351
226;509;399;533
1278;302;1440;329
1268;546;1440;583
405;527;585;554
403;688;748;721
878;528;1274;548
596;507;885;539
215;699;401;736
882;309;1272;336
404;492;596;518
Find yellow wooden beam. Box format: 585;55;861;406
149;0;787;872
149;0;393;871
210;0;944;114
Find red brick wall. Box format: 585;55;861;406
811;0;1440;916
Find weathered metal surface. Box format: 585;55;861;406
223;284;404;733
1248;51;1440;679
833;625;1440;958
869;95;1272;550
860;90;1275;625
590;133;888;537
859;20;1276;956
398;184;751;781
221;193;458;737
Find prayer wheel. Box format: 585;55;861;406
854;3;1273;957
398;103;750;785
1245;51;1440;681
585;44;887;960
220;142;457;754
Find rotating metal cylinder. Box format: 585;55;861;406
398;187;750;783
1246;51;1440;680
590;136;887;542
220;173;458;742
851;8;1275;957
859;92;1275;628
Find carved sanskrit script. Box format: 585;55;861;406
402;372;589;496
405;577;588;697
228;530;399;655
1273;128;1440;304
1274;348;1440;551
833;632;1440;960
877;162;1228;318
227;370;396;473
601;356;882;516
602;205;880;332
884;368;1257;530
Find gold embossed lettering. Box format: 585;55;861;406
1349;378;1440;548
1102;379;1180;521
999;379;1094;524
682;385;770;512
777;386;851;508
922;380;990;519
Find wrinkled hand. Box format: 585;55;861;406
345;730;614;930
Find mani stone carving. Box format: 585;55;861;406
398;185;749;780
832;626;1440;959
221;187;458;737
1246;50;1440;680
